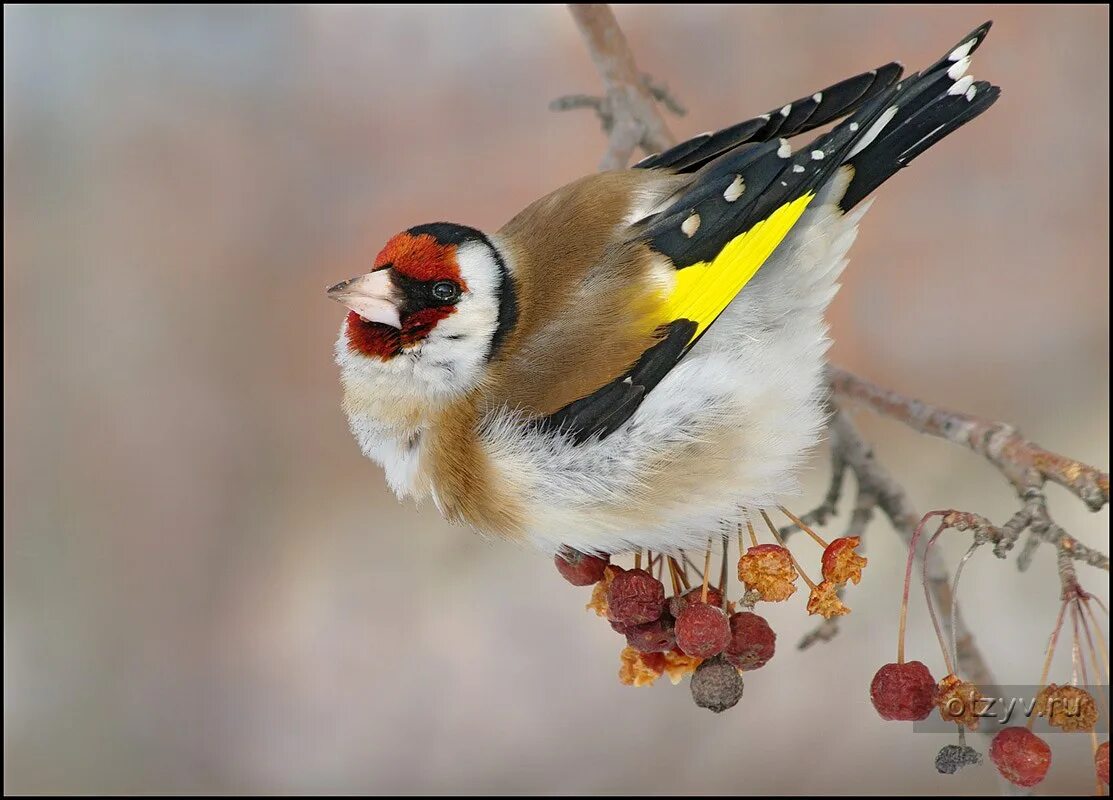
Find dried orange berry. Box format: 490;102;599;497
554;548;609;586
990;727;1051;788
617;645;664;687
586;564;624;617
737;543;797;602
1034;684;1098;732
806;579;850;619
935;673;983;731
821;536;867;585
662;648;702;685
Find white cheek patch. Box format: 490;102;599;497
413;239;503;393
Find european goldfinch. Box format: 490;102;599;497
329;24;1000;556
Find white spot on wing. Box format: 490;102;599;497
777;139;791;158
780;104;792;117
812;92;823;103
847;105;899;159
723;175;745;202
681;212;701;238
849;122;859;132
792;164;805;173
947;55;971;81
949;38;976;61
948;75;974;96
811;150;824;160
965;85;977;101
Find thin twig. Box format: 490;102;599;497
562;4;678;169
829;366;1109;512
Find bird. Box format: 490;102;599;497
328;23;1000;557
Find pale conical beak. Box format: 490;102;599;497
326;270;402;329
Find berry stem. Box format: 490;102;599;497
744;510;759;548
898;511;946;664
779;505;830;548
761;509;818;591
679;550;693;589
701;538;713;603
1029;598;1069;731
634;550;642;571
1080;598;1110;685
948;542;980;686
667;556;686;594
718;533;729;610
921;525;957;677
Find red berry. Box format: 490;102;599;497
675;601;731;658
1096;741;1109;786
869;661;937;721
724;611;776;670
606;568;665;626
669;586;724;618
625;614;676;653
989;727;1051;788
554;548;610;586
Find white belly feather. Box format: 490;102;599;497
479;197;869;555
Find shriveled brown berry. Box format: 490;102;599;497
724;611;776;670
869;661;937;721
625;614;676;653
935;744;982;774
690;655;744;713
1035;683;1098;732
989;727;1051;788
675;602;731;658
1096;741;1109;786
936;673;984;731
669;586;724;618
606;568;665;626
554;548;609;586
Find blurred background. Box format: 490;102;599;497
4;4;1108;795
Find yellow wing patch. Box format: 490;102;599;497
660;193;815;340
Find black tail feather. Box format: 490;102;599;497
837;22;1000;210
634;62;903;174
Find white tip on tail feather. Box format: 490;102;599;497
846;106;899;159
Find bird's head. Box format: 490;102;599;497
328;222;517;397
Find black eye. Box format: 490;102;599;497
431;281;460;302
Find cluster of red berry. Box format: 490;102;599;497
869;660;1107;788
553;507;1110;792
867;510;1110;790
555;515;867;713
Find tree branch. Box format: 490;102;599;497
829;366;1109;512
558;4;679;169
